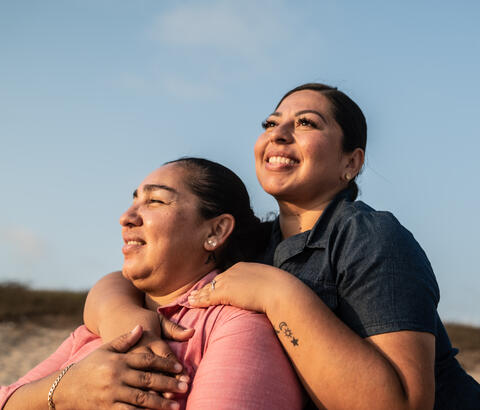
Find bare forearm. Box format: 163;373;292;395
265;271;433;410
84;271;146;341
4;372;71;410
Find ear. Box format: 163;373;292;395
343;148;365;180
204;214;235;251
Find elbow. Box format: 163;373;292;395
309;383;434;410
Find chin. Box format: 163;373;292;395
122;264;150;283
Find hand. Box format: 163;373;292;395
130;316;194;400
187;262;288;314
130;312;194;358
56;325;188;409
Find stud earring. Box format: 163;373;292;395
207;239;217;247
345;173;352;181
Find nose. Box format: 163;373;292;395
268;123;294;145
119;204;142;227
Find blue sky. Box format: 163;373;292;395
1;1;479;325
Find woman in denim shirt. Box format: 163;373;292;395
85;83;480;409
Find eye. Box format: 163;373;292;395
296;117;318;128
147;199;165;205
261;119;277;129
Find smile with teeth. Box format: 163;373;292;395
267;156;299;165
126;240;145;246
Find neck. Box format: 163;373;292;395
144;263;215;310
277;187;343;238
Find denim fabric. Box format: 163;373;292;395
263;187;480;409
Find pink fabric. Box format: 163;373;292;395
1;271;304;409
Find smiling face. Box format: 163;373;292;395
254;89;355;208
119;163;213;296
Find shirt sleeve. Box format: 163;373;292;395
333;209;440;338
0;331;75;409
186;307;305;410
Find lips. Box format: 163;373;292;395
264;153;299;169
125;240;145;246
267;156;299;165
122;234;146;255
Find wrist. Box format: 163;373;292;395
262;266;293;317
47;364;76;410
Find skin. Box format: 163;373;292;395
119;164;233;305
255;90;364;236
5;326;187;410
6;164;235;410
84;90;436;409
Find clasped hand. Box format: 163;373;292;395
58;325;190;409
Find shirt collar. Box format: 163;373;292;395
157;270;219;316
306;186;354;248
265;186;354;267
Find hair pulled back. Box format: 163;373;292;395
277;83;367;199
166;157;271;270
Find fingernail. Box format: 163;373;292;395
178;381;188;391
190;290;198;296
179;375;190;382
174;363;182;372
170;402;180;410
130;325;140;333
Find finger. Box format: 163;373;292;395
187;284;218;307
109;325;144;353
159;314;195;342
116;386;180;410
163;374;190;399
113;404;143;410
124;369;189;394
126;351;183;374
147;340;179;361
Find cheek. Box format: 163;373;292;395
254;133;267;159
302;138;336;163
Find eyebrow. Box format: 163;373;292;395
133;184;178;198
295;109;327;123
268;109;327;123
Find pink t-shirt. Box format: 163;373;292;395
1;271;304;409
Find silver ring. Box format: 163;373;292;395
211;279;216;290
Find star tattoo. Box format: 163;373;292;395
274;321;299;347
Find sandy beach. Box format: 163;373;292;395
1;320;479;387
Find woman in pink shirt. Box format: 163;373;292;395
1;158;304;410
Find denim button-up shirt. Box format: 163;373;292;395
263;187;480;409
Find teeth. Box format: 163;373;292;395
127;241;144;245
268;156;298;165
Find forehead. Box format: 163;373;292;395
140;163;189;192
277;90;333;115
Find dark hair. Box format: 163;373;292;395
277;83;367;199
165;157;272;270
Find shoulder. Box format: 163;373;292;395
337;200;407;238
329;202;440;336
188;305;304;409
206;305;273;336
332;200;429;263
